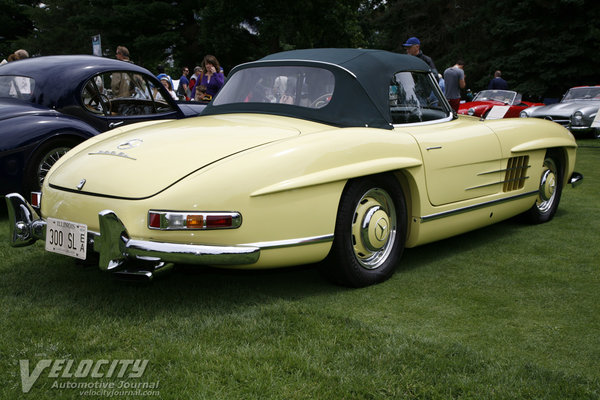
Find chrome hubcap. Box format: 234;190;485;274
536;158;557;213
351;188;397;270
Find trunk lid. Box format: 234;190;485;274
49;115;301;198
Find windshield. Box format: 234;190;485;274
81;71;175;116
389;71;450;124
213;66;335;109
563;87;600;101
0;76;35;100
473;90;516;105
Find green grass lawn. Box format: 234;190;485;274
1;140;599;399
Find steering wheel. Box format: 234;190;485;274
310;93;332;108
88;93;112;114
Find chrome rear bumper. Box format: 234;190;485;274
5;193;260;273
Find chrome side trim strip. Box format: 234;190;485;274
466;176;530;191
392;115;453;128
477;165;531;176
421;191;538;222
245;234;335;250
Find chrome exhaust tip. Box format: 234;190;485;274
112;270;154;282
569;172;583;188
110;261;174;282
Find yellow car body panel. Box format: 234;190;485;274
42;114;424;267
400;116;577;247
39;112;578;269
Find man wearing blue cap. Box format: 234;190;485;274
402;37;438;77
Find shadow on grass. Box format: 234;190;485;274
2;247;346;319
398;215;528;274
1;215;536;320
0;192;577;322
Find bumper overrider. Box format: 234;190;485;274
5;193;260;279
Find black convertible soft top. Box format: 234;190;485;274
202;48;432;129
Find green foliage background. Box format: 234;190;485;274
1;0;599;98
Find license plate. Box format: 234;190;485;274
45;218;88;260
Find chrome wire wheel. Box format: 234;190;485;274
36;146;71;188
351;188;397;270
535;158;558;214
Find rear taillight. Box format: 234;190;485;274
206;215;233;228
148;211;241;230
148;212;161;229
31;192;42;208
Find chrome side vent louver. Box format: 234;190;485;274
503;156;529;192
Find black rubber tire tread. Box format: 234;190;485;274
24;137;81;195
524;150;564;224
323;173;407;287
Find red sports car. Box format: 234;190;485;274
458;90;543;119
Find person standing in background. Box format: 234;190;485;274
194;55;224;101
178;67;190;100
188;66;202;96
443;60;466;112
112;46;134;97
488;70;508;90
402;37;438;78
14;49;29;60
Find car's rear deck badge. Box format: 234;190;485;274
88;150;136;160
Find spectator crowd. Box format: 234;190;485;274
2;45;225;103
165;54;225;102
3;40;503;108
402;36;509;112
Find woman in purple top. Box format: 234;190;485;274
194;55;224;101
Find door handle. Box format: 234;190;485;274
109;121;124;129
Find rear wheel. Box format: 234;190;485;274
24;138;81;194
324;174;407;287
524;152;563;224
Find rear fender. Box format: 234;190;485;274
246;127;422;197
251;156;421;196
0;114;98;152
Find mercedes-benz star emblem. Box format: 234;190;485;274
375;218;388;241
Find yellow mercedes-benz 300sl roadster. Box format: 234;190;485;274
6;49;583;287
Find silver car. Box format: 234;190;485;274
520;86;600;138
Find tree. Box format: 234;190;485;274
17;0;180;71
0;0;36;60
361;0;600;98
170;0;367;73
476;0;600;98
3;0;599;99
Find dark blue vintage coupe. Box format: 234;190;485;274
0;55;205;196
